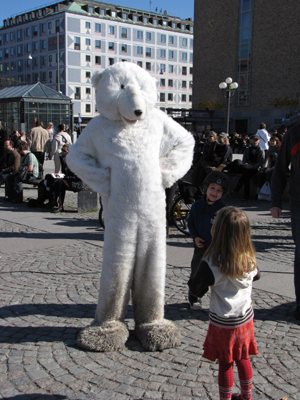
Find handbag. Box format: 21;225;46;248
258;181;271;201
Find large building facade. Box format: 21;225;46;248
193;0;300;134
0;0;193;129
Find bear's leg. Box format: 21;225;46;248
132;221;181;351
77;223;137;352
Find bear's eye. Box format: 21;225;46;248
121;84;125;89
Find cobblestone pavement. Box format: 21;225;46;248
0;187;299;400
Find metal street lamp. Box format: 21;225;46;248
219;77;238;134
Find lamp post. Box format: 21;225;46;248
219;77;238;134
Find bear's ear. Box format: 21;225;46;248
92;71;103;88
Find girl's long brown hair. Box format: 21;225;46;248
204;206;257;279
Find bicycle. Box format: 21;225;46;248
170;180;202;235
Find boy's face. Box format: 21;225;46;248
206;183;223;204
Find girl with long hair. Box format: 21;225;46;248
189;206;260;400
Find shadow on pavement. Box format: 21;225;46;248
5;395;68;400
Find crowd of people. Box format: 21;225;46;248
0;121;81;210
190;123;284;201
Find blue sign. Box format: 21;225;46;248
78;116;82;123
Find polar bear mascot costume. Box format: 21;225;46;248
67;62;194;352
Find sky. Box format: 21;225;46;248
1;0;194;21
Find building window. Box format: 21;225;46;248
26;28;30;37
86;38;91;46
100;9;105;15
75;87;81;99
49;54;52;63
168;93;173;101
109;57;114;65
189;95;192;102
85;21;91;29
137;46;143;55
182;66;187;75
121;28;127;38
182;52;187;61
88;6;94;13
10;32;14;41
146;32;151;41
26;43;30;53
237;0;253;106
33;26;38;36
49;71;52;79
146;62;151;70
182;94;186;102
160;93;165;102
161;49;166;58
182;80;187;88
137;30;143;39
34;57;38;67
160;63;166;73
86;87;91;94
109;26;114;35
95;40;101;49
133;15;138;21
189;81;193;88
161;34;166;43
143;17;148;23
74;37;80;50
160;79;165;87
95;23;101;32
109;42;114;50
42;23;46;33
162;21;167;26
169;65;174;73
34;41;38;51
48;22;52;29
169;50;174;59
42;40;46;49
10;47;14;56
95;55;101;64
17;45;21;55
86;71;91;78
169;36;174;44
17;60;22;70
122;13;127;19
146;48;151;57
86;55;91;62
190;67;193;74
121;44;127;52
153;18;158;25
137;61;142;67
42;56;46;65
172;22;177;28
190;38;194;46
190;53;193;61
111;11;116;17
168;79;173;87
182;38;187;46
181;24;185;30
11;61;14;71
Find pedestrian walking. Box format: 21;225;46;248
270;122;300;319
189;206;260;400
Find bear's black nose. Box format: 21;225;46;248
134;110;143;116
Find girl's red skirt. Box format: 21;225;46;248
203;318;258;363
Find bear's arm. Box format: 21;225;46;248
159;113;195;188
67;129;110;196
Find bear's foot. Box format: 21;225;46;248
135;319;181;351
76;320;129;352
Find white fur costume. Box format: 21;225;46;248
67;62;194;352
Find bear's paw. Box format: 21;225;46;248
135;319;181;351
76;320;129;352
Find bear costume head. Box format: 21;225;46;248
92;62;157;124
